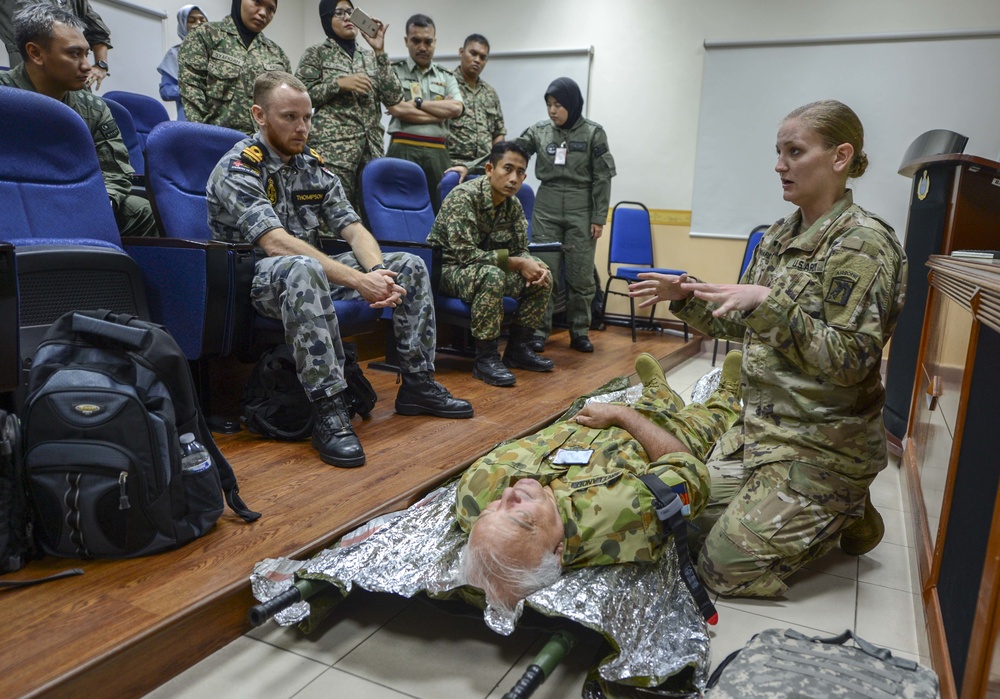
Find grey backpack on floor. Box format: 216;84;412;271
706;628;940;698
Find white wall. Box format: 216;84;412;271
7;0;1000;209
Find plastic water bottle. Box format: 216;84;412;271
179;432;212;474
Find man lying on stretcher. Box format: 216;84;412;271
456;351;743;614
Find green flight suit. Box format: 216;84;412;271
178;16;290;135
672;191;907;597
295;40;403;210
455;378;741;568
0;64;157;237
513;117;616;340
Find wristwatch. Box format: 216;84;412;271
368;263;387;273
94;60;109;74
414;97;423;110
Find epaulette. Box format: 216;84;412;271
240;141;267;164
308;147;325;166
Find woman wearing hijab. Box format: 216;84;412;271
177;0;291;134
295;0;402;211
515;78;616;353
158;5;207;120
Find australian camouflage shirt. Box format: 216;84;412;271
673;191;907;483
454;418;711;569
295;39;402;166
0;64;133;210
426;176;530;272
178;16;290;134
448;73;505;164
206;134;360;247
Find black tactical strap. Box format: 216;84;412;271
638;473;718;625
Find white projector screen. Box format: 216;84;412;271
691;31;1000;240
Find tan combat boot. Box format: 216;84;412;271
840;493;885;556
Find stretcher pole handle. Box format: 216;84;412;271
248;579;329;627
502;630;576;699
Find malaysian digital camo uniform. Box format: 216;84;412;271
207;135;438;399
513;118;616;339
448;73;505;165
426;176;549;340
672;191;907;597
1;0;112;69
387;58;462;205
0;64;157;237
455;380;741;567
178;16;290;134
295;39;402;208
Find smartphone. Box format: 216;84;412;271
349;8;379;38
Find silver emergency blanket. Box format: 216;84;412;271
251;376;723;688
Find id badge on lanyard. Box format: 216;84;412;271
554;142;568;166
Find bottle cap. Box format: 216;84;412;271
180;432;196;444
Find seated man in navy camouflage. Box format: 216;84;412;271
207;71;472;469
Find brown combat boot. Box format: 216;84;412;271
840;493;885;556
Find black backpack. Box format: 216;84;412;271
242;341;377;441
0;409;33;573
22;310;260;559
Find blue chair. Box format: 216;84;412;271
103;90;169;151
517;182;536;240
144;120;380;361
0;86;227;365
712;224;767;365
104;97;145;187
602;201;688;342
363;158;520;356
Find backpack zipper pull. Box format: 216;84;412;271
119;471;130;510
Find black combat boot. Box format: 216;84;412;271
503;327;554;372
395;371;474;417
311;392;366;467
472;338;516;386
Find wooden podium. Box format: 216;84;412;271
882;153;1000;442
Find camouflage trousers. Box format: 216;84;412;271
439;260;551;340
115;194;159;237
532;185;598;339
251;251;436;401
695;452;870;597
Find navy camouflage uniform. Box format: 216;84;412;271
426;176;550;340
672;191;907;597
207;135;438;400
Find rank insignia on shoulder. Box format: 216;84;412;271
228;158;261;177
308;148;325;166
241;144;265;164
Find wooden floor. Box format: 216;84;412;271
0;325;699;698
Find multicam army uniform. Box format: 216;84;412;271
1;0;112;69
448;73;505;165
387;58;463;207
512;118;616;340
206;134;438;400
426;177;549;340
0;64;157;237
178;16;290;134
455;379;741;567
672;191;907;597
295;40;403;209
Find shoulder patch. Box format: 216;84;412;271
593;142;609;157
98;120;120;140
228;158;261;177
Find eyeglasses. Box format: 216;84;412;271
332;9;351;18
